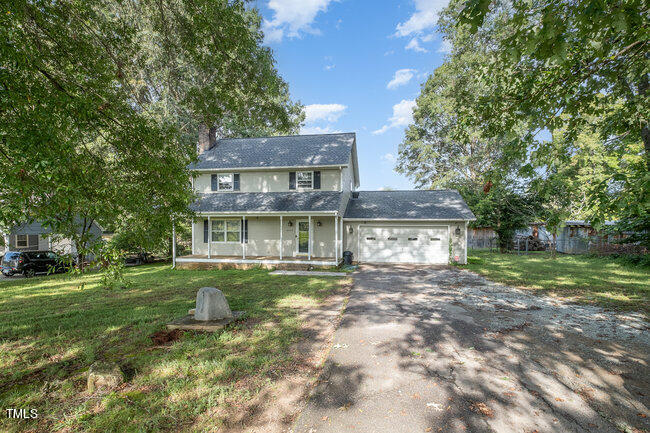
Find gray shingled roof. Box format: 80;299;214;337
191;192;344;213
344;190;476;220
190;133;355;170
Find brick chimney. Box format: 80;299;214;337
197;124;221;154
197;124;211;154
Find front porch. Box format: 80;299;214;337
175;254;339;270
173;213;344;269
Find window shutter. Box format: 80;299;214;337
28;235;39;248
313;171;321;189
203;220;208;243
233;173;240;191
289;172;296;190
211;174;218;191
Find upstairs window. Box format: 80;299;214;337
297;171;313;189
16;235;28;248
218;174;233;191
211;173;240;191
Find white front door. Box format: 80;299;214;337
358;225;449;264
296;220;310;255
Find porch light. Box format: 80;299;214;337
288;221;293;227
317;221;322;227
455;226;461;236
348;226;353;234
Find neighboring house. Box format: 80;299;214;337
176;132;475;267
555;220;624;254
5;220;104;259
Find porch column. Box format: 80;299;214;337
279;215;283;260
207;216;211;258
242;216;246;259
172;218;176;268
464;221;468;264
339;217;344;258
334;215;338;263
308;215;312;260
191;217;195;255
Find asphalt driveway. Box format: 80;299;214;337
293;265;649;433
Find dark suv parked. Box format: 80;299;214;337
1;251;69;277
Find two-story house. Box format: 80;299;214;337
175;132;475;269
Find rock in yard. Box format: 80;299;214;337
87;361;124;393
195;287;233;321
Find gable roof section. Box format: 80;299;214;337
191;133;356;171
344;190;476;220
191;192;345;214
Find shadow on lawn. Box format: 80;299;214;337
302;264;650;433
0;265;343;430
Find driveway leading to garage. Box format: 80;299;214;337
293;265;649;433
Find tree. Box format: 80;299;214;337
396;9;516;189
454;0;648;167
1;1;303;265
462;180;539;252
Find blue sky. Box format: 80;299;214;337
253;0;451;191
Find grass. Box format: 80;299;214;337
0;263;346;432
460;250;650;314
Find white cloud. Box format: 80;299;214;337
304;103;346;123
405;38;427;53
395;0;449;38
384;50;395;56
437;39;452;54
381;153;396;162
373;99;416;135
387;69;416;89
263;0;337;43
300;125;342;134
324;64;335;70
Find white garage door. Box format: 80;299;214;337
358;225;449;264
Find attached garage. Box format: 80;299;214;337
343;190;476;265
358;225;448;264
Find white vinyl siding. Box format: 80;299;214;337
193;169;341;193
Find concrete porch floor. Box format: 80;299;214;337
175;254;339;270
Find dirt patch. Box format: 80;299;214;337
149;329;184;345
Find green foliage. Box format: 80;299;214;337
396;7;520;189
92;243;127;290
0;1;302;254
453;0;648;161
405;0;648;248
461;181;539;251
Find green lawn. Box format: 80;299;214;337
0;264;346;432
460;251;650;313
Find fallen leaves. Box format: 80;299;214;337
469;401;494;418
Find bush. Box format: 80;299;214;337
589;253;650;268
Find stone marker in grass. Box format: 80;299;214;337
195;287;233;321
167;287;244;332
87;361;124;393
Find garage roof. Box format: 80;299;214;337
191;192;345;213
343;190;476;220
